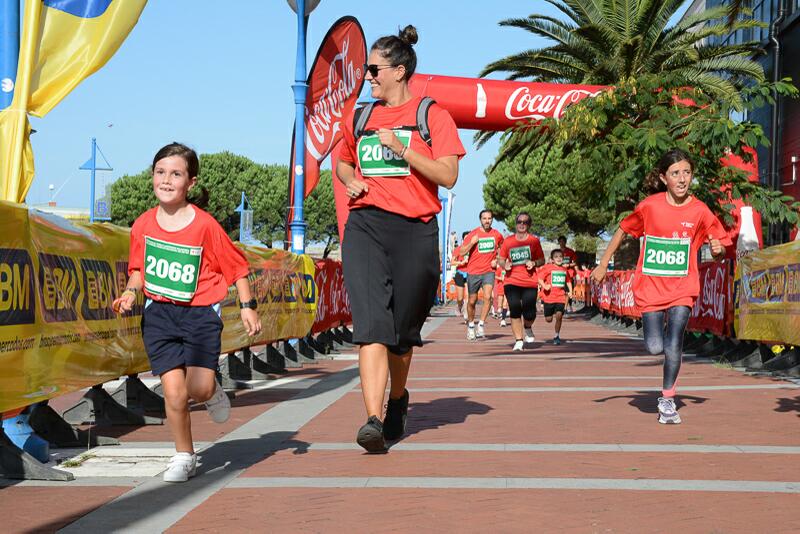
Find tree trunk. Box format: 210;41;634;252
323;235;333;259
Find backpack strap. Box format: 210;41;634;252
353;101;376;139
353;97;436;147
416;96;436;147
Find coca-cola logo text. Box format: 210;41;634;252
306;35;362;160
504;87;602;121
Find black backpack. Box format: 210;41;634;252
352;96;436;147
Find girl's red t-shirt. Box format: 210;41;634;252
340;97;466;221
538;263;572;303
129;206;250;306
498;234;545;288
619;193;730;313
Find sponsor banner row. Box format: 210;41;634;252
312;258;351;334
0;202;318;413
589;262;730;336
735;240;800;346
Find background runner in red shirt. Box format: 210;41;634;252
497;212;545;351
592;149;730;425
538;249;573;345
460;210;504;340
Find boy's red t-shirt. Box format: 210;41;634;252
619;193;730;313
128;206;250;306
538;263;573;303
498;234;544;287
463;228;504;275
340;97;466;221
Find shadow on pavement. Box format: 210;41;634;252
775;395;800;417
402;396;492;439
593;392;708;414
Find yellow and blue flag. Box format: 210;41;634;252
0;0;146;203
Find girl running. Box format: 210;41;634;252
497;212;545;351
337;25;465;452
592;149;729;424
452;231;470;322
112;143;262;481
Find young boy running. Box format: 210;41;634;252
538;249;573;345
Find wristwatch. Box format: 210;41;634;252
239;298;258;310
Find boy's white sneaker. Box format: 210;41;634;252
163;452;197;483
205;381;231;423
512;340;524;351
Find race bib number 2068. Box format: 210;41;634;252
143;236;203;302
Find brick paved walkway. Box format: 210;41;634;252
2;310;799;533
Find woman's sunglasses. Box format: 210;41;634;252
364;64;396;77
516;219;531;225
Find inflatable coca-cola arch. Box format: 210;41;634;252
330;73;762;253
287;17;761;253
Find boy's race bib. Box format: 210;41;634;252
642;235;690;277
509;245;531;266
143;236;203;302
551;270;567;288
357;130;412;177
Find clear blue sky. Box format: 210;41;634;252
26;0;690;239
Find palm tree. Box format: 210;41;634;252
481;0;763;108
480;0;764;269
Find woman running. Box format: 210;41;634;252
337;25;465;452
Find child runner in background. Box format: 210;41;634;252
113;143;262;482
558;236;577;312
451;231;470;322
494;262;508;327
592;148;729;424
538;249;573;345
497;212;545;351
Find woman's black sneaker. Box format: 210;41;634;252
383;389;409;441
356;416;388;453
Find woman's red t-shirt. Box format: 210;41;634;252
340;97;466;221
619;193;730;313
498;234;545;288
129;206;250;306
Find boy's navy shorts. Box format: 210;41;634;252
141;300;223;375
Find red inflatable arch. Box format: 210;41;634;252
330;73;762;249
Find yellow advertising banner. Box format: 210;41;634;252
734;240;800;345
0;202;316;413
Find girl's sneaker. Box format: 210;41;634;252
512;340;524;351
163;452;197;483
657;397;681;424
500;319;507;327
205;381;231;423
524;333;535;343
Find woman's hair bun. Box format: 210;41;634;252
399;25;418;46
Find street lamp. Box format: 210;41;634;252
286;0;321;254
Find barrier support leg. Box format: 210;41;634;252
0;427;74;481
3;408;49;463
282;340;313;366
306;334;330;356
267;344;291;371
217;351;258;390
29;402;119;448
110;375;166;416
62;385;163;426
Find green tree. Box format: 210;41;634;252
481;1;762;97
483;144;614;239
493;74;799;266
109;153;340;255
109;169;157;227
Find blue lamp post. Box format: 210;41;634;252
286;0;321;254
0;0;20;110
